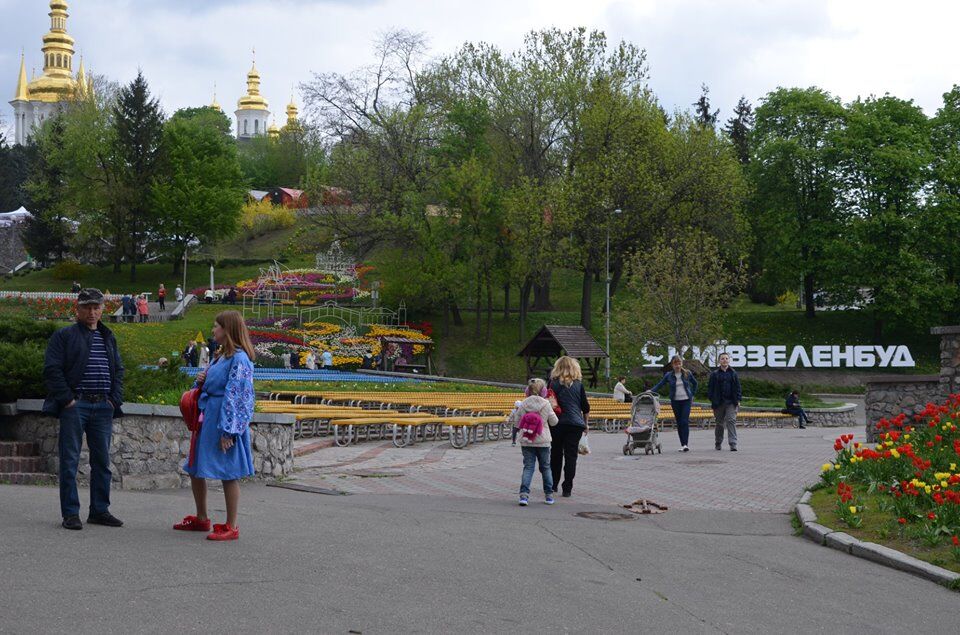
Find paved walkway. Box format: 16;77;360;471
292;425;859;512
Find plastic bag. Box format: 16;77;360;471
578;434;591;456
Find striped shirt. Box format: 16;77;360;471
77;330;112;395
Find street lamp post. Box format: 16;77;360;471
605;208;622;385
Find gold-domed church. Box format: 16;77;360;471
235;52;270;141
10;1;92;145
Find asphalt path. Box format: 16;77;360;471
0;483;955;634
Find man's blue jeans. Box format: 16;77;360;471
519;446;553;495
58;400;114;518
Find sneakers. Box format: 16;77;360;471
206;523;239;541
545;495;555;505
715;446;722;451
87;512;123;527
679;446;690;452
173;515;211;532
62;515;82;530
730;447;738;452
518;495;529;507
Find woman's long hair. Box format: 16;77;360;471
671;354;691;378
215;310;256;361
550;356;582;386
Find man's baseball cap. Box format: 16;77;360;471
77;288;105;306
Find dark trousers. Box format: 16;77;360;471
786;407;810;425
550;424;584;494
58;400;114;518
672;398;692;446
158;297;165;311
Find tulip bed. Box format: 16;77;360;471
812;396;960;573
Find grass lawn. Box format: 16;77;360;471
809;486;960;575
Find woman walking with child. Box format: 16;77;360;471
650;355;698;452
548;356;590;498
509;378;559;506
174;310;256;541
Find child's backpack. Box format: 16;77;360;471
518;411;545;442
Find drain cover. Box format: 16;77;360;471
576;511;636;521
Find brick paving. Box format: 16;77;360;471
291;424;861;512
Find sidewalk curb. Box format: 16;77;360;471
795;493;960;589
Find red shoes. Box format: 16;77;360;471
206;523;239;541
173;515;211;531
174;516;239;540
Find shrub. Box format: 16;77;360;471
50;259;88;281
123;357;192;403
0;316;59;344
0;342;45;402
238;200;296;240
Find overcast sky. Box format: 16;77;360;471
1;0;957;137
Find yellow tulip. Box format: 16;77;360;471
904;434;910;440
925;486;932;494
848;506;857;514
890;449;900;459
822;463;833;472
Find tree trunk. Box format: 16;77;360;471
519;279;533;343
129;260;137;283
580;268;594;330
532;270;552;310
486;281;493;343
451;300;464;327
873;313;884;344
502;283;510;321
474;272;482;338
443;297;451;337
803;271;815;319
609;265;624;298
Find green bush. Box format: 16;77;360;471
0;342;45;402
0;316;59;344
50;259;88;281
123;358;192;403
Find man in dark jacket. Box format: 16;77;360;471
43;288;125;530
784;390;809;429
707;352;741;451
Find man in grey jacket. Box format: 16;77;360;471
707;352;742;451
44;288;125;530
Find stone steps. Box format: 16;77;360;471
0;441;55;486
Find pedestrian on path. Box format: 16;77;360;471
613;376;632;403
175;285;184;303
174;310;256;542
548;356;590;498
136;294;149;323
321;350;333;369
305;351;317;370
707;352;741;451
157;284;166;312
43;288;125;531
651;355;698;452
784;390;810;429
121;293;135;323
509;377;559;506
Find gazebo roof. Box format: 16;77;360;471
517;325;607;359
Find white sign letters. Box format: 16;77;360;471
640;342;915;369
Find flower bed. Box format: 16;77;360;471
817;396;960;571
0;297;121;320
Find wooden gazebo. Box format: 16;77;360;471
518;325;608;388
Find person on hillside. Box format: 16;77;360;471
198;344;210;369
182;341;199;367
157;284;166;312
174;310;256;541
509;377;559;506
43;288;125;531
174;285;184;304
321;350;333;369
281;350;292;370
305;351;317;370
203;288;214;304
707;352;742;451
548;356;590;498
784;390;809;429
613;376;632;403
650;355;699;452
136;294;149;323
226;287;237;305
121;293;135;323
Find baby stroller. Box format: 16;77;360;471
623;392;662;455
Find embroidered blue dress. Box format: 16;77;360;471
184;350;256;480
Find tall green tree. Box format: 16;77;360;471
113;71;164;281
724;96;753;165
152;108;246;274
749;87;845;317
929;85;960;319
832;95;948;339
22;125;71;265
693;83;719;129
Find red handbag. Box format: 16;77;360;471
546;387;562;416
179;388;202;467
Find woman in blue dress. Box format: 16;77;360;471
174;310;256;541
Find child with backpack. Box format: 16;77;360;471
508;377;559;506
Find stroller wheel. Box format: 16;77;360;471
622;444;629;455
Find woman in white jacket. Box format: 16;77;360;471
509;377;559;506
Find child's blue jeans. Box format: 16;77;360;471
519;446;553;495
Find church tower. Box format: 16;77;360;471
10;1;85;145
235;52;270;140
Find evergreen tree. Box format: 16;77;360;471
22;122;71;265
113;71;164;282
693;83;719;129
724;96;753;165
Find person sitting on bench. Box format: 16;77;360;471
784;390;809;429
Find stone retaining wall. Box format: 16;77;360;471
2;399;295;490
864;377;939;442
